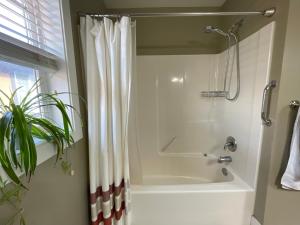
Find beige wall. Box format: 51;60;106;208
0;143;90;225
262;0;300;224
136;13;221;55
105;7;223;55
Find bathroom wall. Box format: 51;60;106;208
105;7;223;55
0;144;90;225
261;1;300;224
133;22;274;188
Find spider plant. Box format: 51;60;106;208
0;80;76;187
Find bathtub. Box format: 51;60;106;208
130;157;255;225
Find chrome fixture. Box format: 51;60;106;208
261;80;277;126
225;31;240;101
228;18;244;34
222;168;228;176
224;136;237;152
203;26;229;37
78;8;276;18
201;21;241;101
200;91;227;97
289;100;300;109
218;156;232;163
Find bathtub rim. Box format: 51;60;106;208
131;168;254;194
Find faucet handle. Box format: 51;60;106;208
224;136;237;152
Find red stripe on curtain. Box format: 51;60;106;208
90;179;125;204
91;201;126;225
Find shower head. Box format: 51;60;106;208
203;25;215;33
203;26;228;37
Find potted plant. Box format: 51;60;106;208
0;80;79;224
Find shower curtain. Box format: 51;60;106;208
80;16;135;225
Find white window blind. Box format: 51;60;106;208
0;0;65;61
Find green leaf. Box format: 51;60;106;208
29;117;65;162
0;183;22;204
31;125;52;142
0;153;24;188
0;113;12;152
11;104;31;176
61;160;72;174
9;128;19;168
20;215;26;225
20;78;42;107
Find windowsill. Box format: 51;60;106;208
36;129;83;165
0;130;83;183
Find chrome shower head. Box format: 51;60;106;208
203;26;228;37
203;25;215;33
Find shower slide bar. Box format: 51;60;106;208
79;8;276;18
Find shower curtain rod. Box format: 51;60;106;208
79;7;276;18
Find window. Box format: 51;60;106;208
0;0;64;57
0;0;82;169
0;0;64;108
0;60;41;113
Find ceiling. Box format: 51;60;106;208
104;0;226;9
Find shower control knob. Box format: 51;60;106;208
224;136;237;152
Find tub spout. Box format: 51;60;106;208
218;156;232;163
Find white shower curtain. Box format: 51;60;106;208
80;16;135;225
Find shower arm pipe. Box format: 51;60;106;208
78;8;276;18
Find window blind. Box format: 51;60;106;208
0;0;64;60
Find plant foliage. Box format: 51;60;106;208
0;80;75;187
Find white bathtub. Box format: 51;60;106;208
130;157;255;225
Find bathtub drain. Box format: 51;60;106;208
222;168;228;176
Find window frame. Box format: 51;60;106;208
0;0;83;181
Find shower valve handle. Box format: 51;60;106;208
224;136;237;152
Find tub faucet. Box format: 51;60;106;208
218;156;232;163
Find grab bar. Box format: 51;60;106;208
160;136;177;152
261;80;277;126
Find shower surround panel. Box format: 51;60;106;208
129;22;275;225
